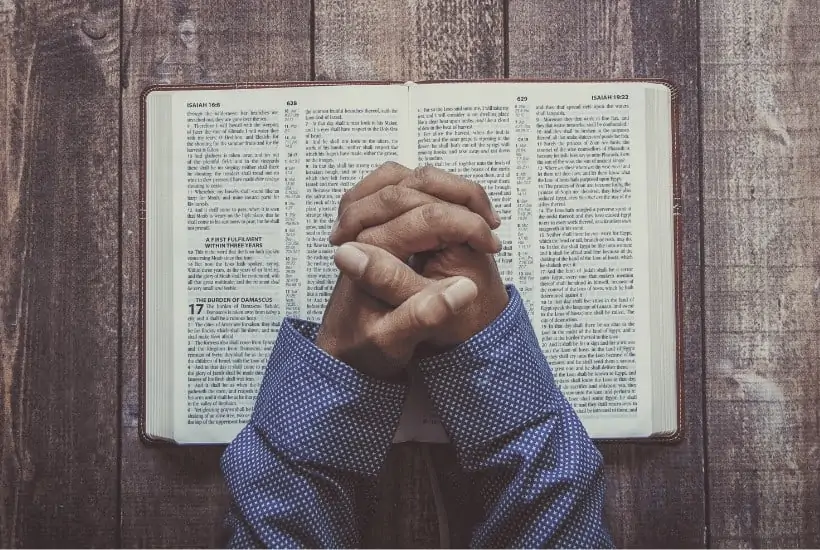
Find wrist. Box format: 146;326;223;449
315;325;409;382
314;325;334;356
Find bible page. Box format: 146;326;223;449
169;85;411;443
411;82;656;438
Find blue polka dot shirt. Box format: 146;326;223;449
221;285;613;548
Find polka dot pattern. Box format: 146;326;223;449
419;286;612;548
221;285;612;548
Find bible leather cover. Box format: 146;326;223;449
138;79;685;445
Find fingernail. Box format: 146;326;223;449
329;218;340;243
492;232;502;251
443;278;477;312
335;243;368;277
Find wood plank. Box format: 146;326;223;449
314;1;504;546
361;445;448;549
119;1;310;546
701;0;820;546
508;1;706;547
0;0;120;547
314;0;504;81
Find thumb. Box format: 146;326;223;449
372;276;478;360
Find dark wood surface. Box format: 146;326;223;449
1;0;818;547
0;1;120;547
701;0;820;547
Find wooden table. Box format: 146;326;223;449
1;0;817;547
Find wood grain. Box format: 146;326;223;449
2;0;815;546
314;0;504;546
509;1;706;547
314;0;504;81
119;0;310;546
701;0;820;546
0;0;120;547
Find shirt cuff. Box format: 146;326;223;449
418;285;565;450
248;317;408;476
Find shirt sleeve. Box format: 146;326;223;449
220;317;408;548
418;285;613;549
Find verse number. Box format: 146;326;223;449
189;303;204;315
516;96;528;102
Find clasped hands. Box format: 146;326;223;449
316;162;509;379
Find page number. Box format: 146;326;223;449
516;96;528;102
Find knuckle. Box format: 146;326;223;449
419;202;447;228
413;165;434;184
397;173;420;194
369;256;403;286
411;297;443;329
379;160;409;180
378;184;404;208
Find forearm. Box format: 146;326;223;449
221;318;407;548
419;286;612;548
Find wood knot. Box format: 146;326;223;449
80;14;107;39
178;18;197;48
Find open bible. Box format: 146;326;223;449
141;80;682;445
